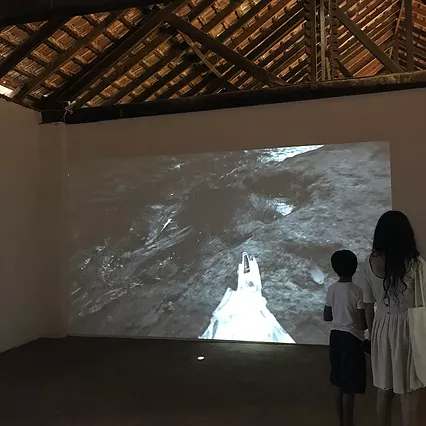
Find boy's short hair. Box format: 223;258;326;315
331;250;358;278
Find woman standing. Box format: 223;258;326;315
363;211;425;426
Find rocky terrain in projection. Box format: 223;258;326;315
68;142;391;345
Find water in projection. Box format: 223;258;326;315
68;141;391;345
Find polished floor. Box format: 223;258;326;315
1;337;425;425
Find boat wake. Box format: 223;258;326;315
200;253;295;344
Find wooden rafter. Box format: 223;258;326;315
203;3;304;95
129;0;265;103
17;11;126;100
390;0;405;63
132;61;191;102
0;0;165;26
247;0;371;89
73;0;216;107
0;0;424;111
0;19;66;79
341;19;396;70
243;35;304;89
179;32;222;78
339;3;398;57
405;0;414;71
352;40;394;76
337;0;392;50
164;13;287;88
228;0;294;49
45;0;187;106
41;70;426;125
76;0;240;107
320;0;326;79
104;43;186;105
336;57;354;77
249;43;305;90
305;0;317;82
329;0;339;79
74;30;174;108
334;4;403;73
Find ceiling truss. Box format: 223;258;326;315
0;0;424;118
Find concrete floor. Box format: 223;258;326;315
0;338;425;426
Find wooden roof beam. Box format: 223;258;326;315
336;57;353;78
165;13;287;88
152;2;303;100
41;71;426;125
204;4;304;94
286;60;308;84
0;18;66;80
352;38;394;76
132;61;193;102
103;44;186;105
389;0;404;62
319;0;326;80
74;0;220;107
99;0;248;107
398;38;426;62
338;7;398;59
337;0;398;51
248;50;306;90
341;21;396;70
0;0;168;26
227;0;294;50
245;40;305;90
99;0;246;106
334;5;403;73
44;0;187;107
179;32;222;79
405;0;414;71
17;11;126;100
304;0;317;83
74;30;173;107
398;55;426;71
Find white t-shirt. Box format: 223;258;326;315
326;281;365;341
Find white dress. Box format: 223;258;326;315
362;256;426;394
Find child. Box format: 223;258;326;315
324;250;367;426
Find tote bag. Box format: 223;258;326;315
408;259;426;386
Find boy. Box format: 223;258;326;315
324;250;367;426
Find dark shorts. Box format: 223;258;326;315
329;330;366;395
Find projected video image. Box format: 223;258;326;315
69;142;391;345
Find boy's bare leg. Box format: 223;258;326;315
400;390;420;426
377;389;394;426
342;394;355;426
335;388;343;426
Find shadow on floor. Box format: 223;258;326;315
0;337;424;425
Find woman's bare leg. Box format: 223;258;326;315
342;394;355;426
377;389;394;426
400;390;420;426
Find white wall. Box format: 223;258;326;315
38;123;68;339
2;88;425;350
0;99;42;352
67;88;426;253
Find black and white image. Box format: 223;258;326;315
69;142;391;345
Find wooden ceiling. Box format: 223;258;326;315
0;0;425;116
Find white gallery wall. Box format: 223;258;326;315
1;88;426;351
0;99;42;352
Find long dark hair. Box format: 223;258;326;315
373;211;419;305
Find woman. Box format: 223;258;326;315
362;211;425;426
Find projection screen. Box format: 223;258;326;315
68;141;391;345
